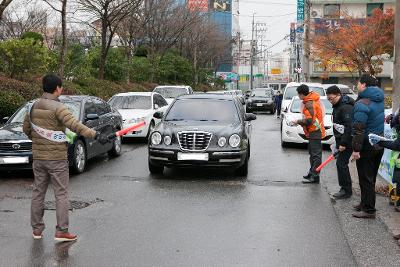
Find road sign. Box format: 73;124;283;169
297;0;304;33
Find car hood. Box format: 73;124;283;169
117;109;153;120
0;122;30;141
156;120;242;135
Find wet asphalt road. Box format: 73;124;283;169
0;114;359;266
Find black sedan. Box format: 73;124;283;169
148;94;256;176
246;88;276;113
0;95;123;173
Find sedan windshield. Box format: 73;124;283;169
165;99;240;122
252;89;272;98
154;87;187;98
8;101;81;123
109;95;151;110
290;99;333;115
284;86;325;100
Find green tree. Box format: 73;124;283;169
157;51;192;84
20;31;44;44
0;38;50;78
130;56;152;82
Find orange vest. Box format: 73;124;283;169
301;92;326;138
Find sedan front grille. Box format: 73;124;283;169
177;131;212;151
0;142;32;151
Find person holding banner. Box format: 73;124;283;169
326;85;355;199
23;74;109;242
351;74;385;219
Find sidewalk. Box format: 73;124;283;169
325;160;400;241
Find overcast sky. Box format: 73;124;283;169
238;0;297;53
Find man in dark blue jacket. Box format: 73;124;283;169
352;74;385;219
274;91;283;118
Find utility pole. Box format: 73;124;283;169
393;1;400;111
250;13;255;91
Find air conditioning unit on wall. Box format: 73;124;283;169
311;10;318;18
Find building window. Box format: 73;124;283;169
367;3;384;17
324;4;340;18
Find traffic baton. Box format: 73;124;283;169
107;121;146;139
316;151;339;173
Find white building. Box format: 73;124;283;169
304;0;396;91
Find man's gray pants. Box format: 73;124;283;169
32;160;69;233
308;139;322;176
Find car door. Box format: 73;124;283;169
93;97;114;153
83;99;101;158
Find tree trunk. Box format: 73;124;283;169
393;0;400;111
59;0;67;78
193;44;198;88
98;18;108;80
0;0;13;22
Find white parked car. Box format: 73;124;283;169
280;96;334;147
153;85;193;104
281;82;325;115
108;92;169;139
322;84;358;101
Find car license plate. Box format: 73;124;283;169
177;153;208;161
256;103;263;107
0;157;29;164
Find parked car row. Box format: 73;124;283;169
0;85;257;176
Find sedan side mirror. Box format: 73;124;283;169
86;113;99;121
153;111;164;119
2;117;9;124
245;113;257;121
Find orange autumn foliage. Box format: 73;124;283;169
309;8;394;76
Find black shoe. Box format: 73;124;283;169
353;203;362;211
352;211;376;219
303;173;311;180
333;189;352;199
302;176;319;184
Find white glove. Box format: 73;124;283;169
368;133;384;146
330;144;338;154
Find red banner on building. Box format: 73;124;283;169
188;0;209;12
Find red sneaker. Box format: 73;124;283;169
54;231;78;242
32;231;43;240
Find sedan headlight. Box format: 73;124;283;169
218;137;227;147
164;135;172;145
229;134;241;148
151;132;162;145
128;117;146;124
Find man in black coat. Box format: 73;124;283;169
326;85;355;199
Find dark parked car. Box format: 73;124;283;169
246;88;276;113
148;94;256;176
0;95;123;173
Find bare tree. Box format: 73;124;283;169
0;6;48;40
181;16;229;86
143;0;201;82
43;0;68;77
76;0;142;79
0;0;13;22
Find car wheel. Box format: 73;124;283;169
146;121;155;141
108;135;122;157
72;140;86;174
148;160;164;174
235;152;249;176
